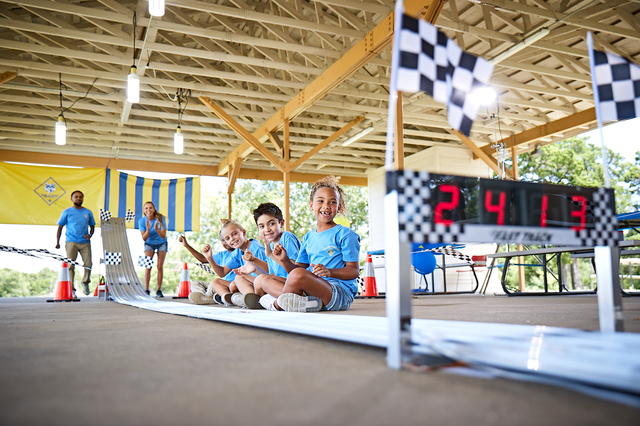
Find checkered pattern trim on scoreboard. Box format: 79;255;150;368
138;255;154;269
387;170;465;244
575;188;619;247
99;209;112;222
104;252;122;265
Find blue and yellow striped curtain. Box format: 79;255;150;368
104;170;200;232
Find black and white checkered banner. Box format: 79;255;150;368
138;255;154;269
99;209;112;222
125;209;135;222
104;252;122;265
589;42;640;123
386;170;619;247
196;262;215;275
394;13;494;136
0;245;91;269
428;246;474;265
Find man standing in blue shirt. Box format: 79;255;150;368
55;190;95;296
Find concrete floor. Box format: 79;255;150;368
1;294;639;425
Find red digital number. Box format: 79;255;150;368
540;195;548;227
484;190;507;225
434;184;459;225
570;195;587;231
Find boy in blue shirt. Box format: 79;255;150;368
202;220;267;308
55;190;95;296
234;202;301;310
271;176;360;312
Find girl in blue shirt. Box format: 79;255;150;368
139;201;168;298
271;176;361;312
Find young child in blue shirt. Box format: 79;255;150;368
271;176;361;312
178;234;236;305
234;202;301;310
202;220;267;307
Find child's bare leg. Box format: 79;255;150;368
210;278;231;296
280;268;333;307
234;275;255;294
262;275;286;298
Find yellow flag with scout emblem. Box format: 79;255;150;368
0;162;105;226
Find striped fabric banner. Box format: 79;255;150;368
104;170;200;232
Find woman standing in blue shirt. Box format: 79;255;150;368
139;201;168;297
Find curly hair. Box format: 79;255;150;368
309;175;348;216
218;219;245;239
252;202;283;224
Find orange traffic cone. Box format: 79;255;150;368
173;263;191;299
47;262;80;303
93;276;108;296
360;254;380;298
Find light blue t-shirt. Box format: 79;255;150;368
138;216;167;246
296;224;361;296
57;207;96;244
268;231;301;278
225;239;268;277
213;249;236;281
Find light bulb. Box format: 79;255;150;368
127;66;140;103
149;0;165;17
55;115;66;146
174;127;184;155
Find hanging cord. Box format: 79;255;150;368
131;11;137;67
176;88;191;127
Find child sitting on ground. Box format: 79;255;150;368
233;202;301;310
270;176;361;312
178;234;236;305
202;220;267;308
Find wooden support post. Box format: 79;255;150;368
283;119;290;162
394;91;404;170
284;171;291;232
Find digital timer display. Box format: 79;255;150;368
428;174;605;230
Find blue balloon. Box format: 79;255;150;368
412;250;437;275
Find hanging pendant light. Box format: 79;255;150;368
174;126;184;155
149;0;165;17
55;115;66;146
127;66;140;103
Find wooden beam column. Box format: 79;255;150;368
283;119;290;231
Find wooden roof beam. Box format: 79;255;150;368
215;0;447;176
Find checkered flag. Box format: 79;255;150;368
138;255;154;269
104;252;122;265
125;209;135;222
196;262;214;275
588;36;640;122
99;209;112;222
394;13;494;136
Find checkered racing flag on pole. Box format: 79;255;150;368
394;14;494;136
138;255;154;269
589;45;640;122
104;252;122;265
99;209;112;222
125;209;135;222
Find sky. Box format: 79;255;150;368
1;117;639;274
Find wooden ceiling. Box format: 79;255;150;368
0;0;639;183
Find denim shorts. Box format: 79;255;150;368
145;241;168;253
321;280;354;311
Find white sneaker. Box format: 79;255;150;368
259;294;278;311
188;292;214;305
277;293;322;312
230;292;244;307
213;293;223;305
